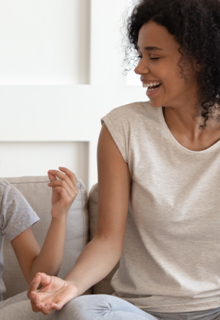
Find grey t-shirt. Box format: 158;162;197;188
0;180;39;299
102;102;220;313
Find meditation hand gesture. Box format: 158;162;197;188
48;167;78;218
28;273;78;315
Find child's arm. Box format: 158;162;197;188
11;167;78;284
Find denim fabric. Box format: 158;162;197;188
53;294;220;320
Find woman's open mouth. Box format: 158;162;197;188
143;82;162;96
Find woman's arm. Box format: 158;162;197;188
11;167;78;284
28;124;131;314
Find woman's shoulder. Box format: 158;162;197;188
102;101;160;129
101;101;161;163
102;101;157;123
107;101;156;117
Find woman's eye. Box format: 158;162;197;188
150;57;160;60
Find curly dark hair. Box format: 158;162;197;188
126;0;220;127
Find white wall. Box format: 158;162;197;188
0;142;89;189
0;0;90;85
0;0;148;191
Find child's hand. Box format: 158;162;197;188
47;167;78;219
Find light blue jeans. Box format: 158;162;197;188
54;295;220;320
0;291;53;319
1;292;220;320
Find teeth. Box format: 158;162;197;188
143;82;161;88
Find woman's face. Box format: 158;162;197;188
135;21;199;109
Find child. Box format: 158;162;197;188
0;167;78;319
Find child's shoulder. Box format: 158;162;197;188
0;180;24;205
0;180;11;195
0;180;9;187
0;180;39;241
0;180;15;193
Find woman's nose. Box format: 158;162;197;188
134;58;149;75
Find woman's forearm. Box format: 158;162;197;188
64;234;123;296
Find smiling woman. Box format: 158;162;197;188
24;1;220;320
134;21;199;109
127;0;220;129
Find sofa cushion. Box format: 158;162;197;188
2;176;91;299
89;183;119;295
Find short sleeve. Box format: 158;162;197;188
0;181;39;241
101;106;130;163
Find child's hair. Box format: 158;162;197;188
126;0;220;127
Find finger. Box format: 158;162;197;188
51;302;64;311
59;167;78;188
48;180;73;198
49;167;78;191
34;272;52;288
48;171;78;200
29;291;39;304
30;300;41;313
48;171;57;182
48;170;73;190
36;303;54;315
29;292;43;313
27;274;41;299
52;186;71;202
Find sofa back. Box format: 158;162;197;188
2;176;90;299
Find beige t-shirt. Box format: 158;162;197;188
102;101;220;313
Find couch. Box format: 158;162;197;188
2;176;118;300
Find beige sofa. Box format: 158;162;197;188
2;176;118;300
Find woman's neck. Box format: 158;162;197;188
163;105;220;151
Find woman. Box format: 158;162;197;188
28;0;220;319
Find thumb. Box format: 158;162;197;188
28;274;41;299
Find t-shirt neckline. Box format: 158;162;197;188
157;106;220;155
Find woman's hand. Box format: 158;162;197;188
48;167;78;219
27;273;78;315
